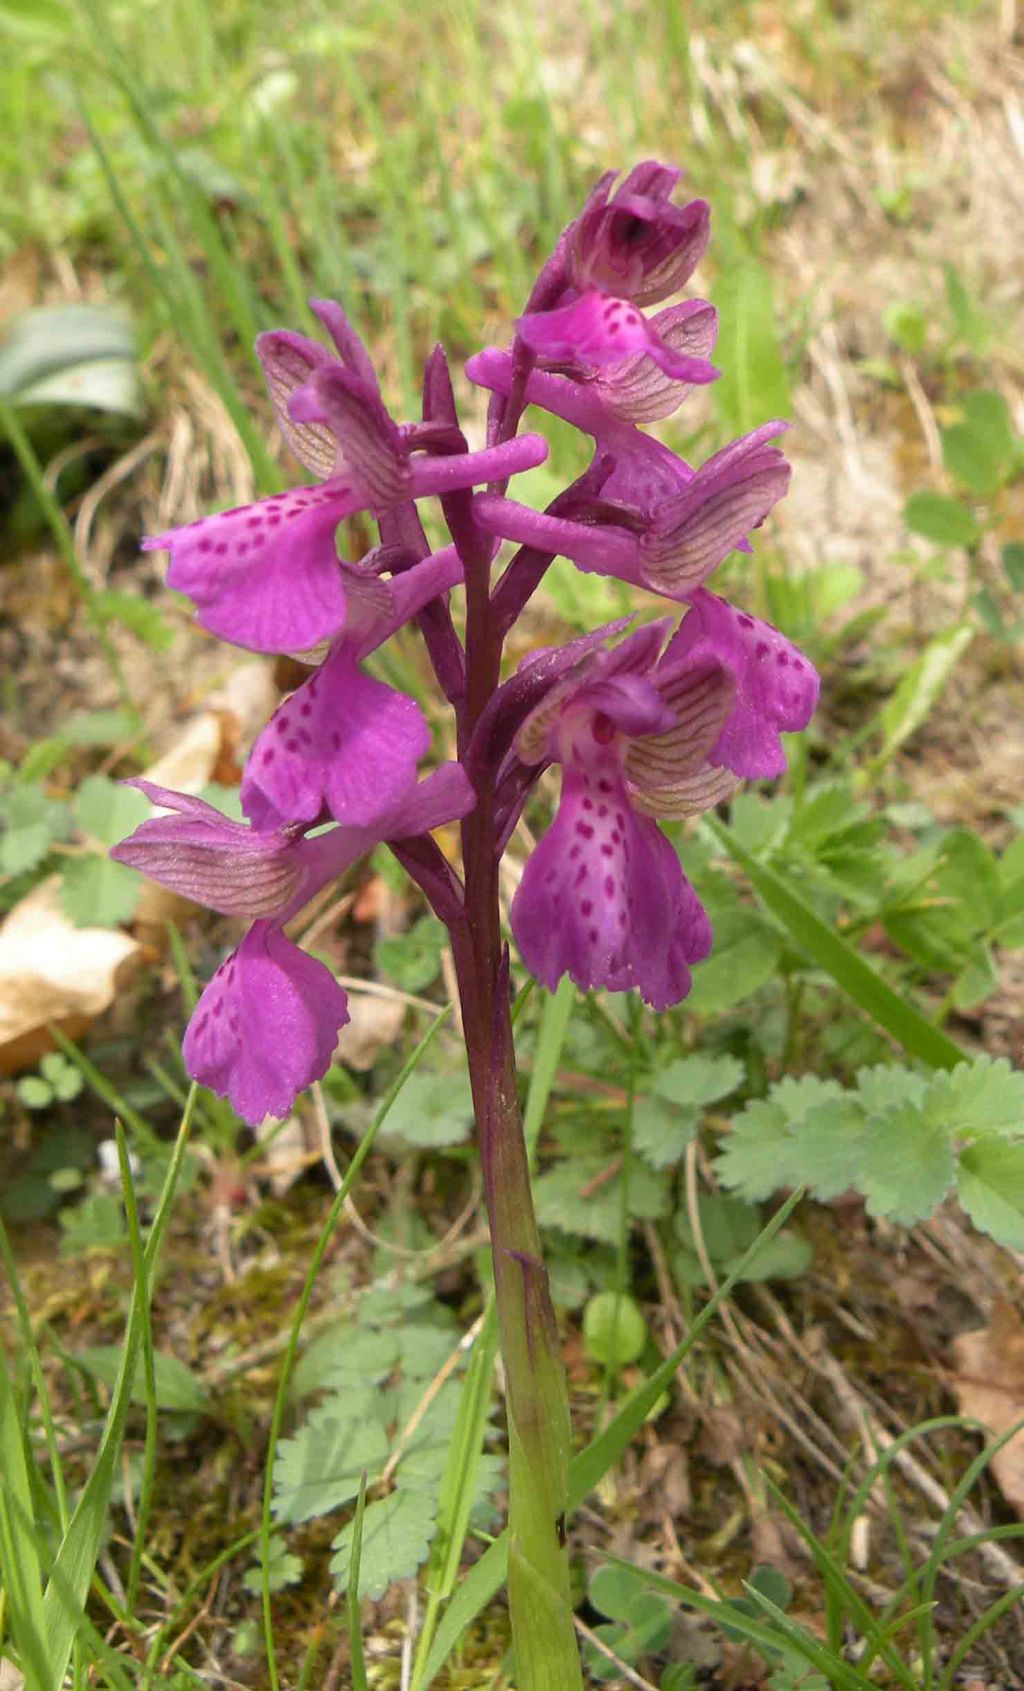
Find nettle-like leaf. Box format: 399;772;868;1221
634;1053;745;1170
0;783;69;875
956;1139;1024;1249
379;1064;475;1148
924;1057;1024;1139
330;1487;437;1599
856;1103;956;1224
534;1154;670;1243
273;1400;390;1524
242;1536;303;1596
716;1100;795;1202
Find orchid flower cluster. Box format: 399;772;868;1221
114;160;818;1685
114;161;818;1130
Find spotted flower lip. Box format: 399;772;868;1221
517;290;718;385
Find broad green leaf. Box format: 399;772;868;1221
533;1155;669;1243
73;1346;209;1413
60;853;142;928
0;304;140;416
675;1192;763;1260
924;1057;1024;1139
273;1401;388;1524
377;915;446;993
857;1104;955;1224
952;944;998;1010
941;422;1003;496
379;1066;474;1148
583;1291;648;1368
791;1098;866;1199
63;709;139;746
74;773;150;847
855;1065;927;1116
330;1488;437;1598
686;912;782;1016
875;625;974;766
713;256;791;436
0;783;67;874
738;1231;813;1282
635;1054;743;1168
903;492;980;548
716;1101;795;1201
703;815;966;1071
633;1094;701;1168
937;829;1000;930
957;1139;1024;1248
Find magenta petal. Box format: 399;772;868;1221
149;482;358;653
665;589;820;779
111;781;301;917
183;922;349;1124
518;290;665;369
511;760;709;1009
256;329;343;479
242;646;431;830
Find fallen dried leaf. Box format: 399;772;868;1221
334;991;405;1073
950;1301;1024;1517
0;876;143;1074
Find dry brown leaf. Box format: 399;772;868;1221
334;992;405;1072
0;876;143;1074
950;1301;1024;1517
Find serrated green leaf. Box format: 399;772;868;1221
377;915;446;993
857;1104;955;1223
273;1401;388;1524
379;1066;474;1148
855;1065;928;1115
534;1155;669;1243
654;1053;746;1108
242;1535;303;1596
60;853;142;928
74;774;150;847
924;1057;1024;1139
73;1346;208;1413
291;1329;399;1399
793;1099;866;1199
957;1139;1024;1247
330;1487;436;1598
0;783;68;874
903;492;980;547
716;1101;795;1201
633;1094;700;1169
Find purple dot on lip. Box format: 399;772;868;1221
247;517;263;530
588;927;599;944
581;900;593;916
601;842;614;858
755;640;768;657
331;730;341;749
214;542;228;555
261;748;275;765
598;778;612;794
212;1000;223;1018
738;614;754;629
286;737;299;752
275;719;287;734
569;844;581;860
198;538;213;554
604;875;616;897
776;652;789;667
583;797;594;812
598;804;608;818
300;703;312;718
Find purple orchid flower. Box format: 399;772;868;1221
112;767;474;1121
474;420;791;601
145;368;547;655
509;623;735;1008
240;545;461;831
515;164;713;379
661;587;820;780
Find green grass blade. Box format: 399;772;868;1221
0;1380;50;1688
704;814;965;1069
39;1087;197;1689
523;977;575;1161
418;1190;804;1686
115;1122;156;1614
